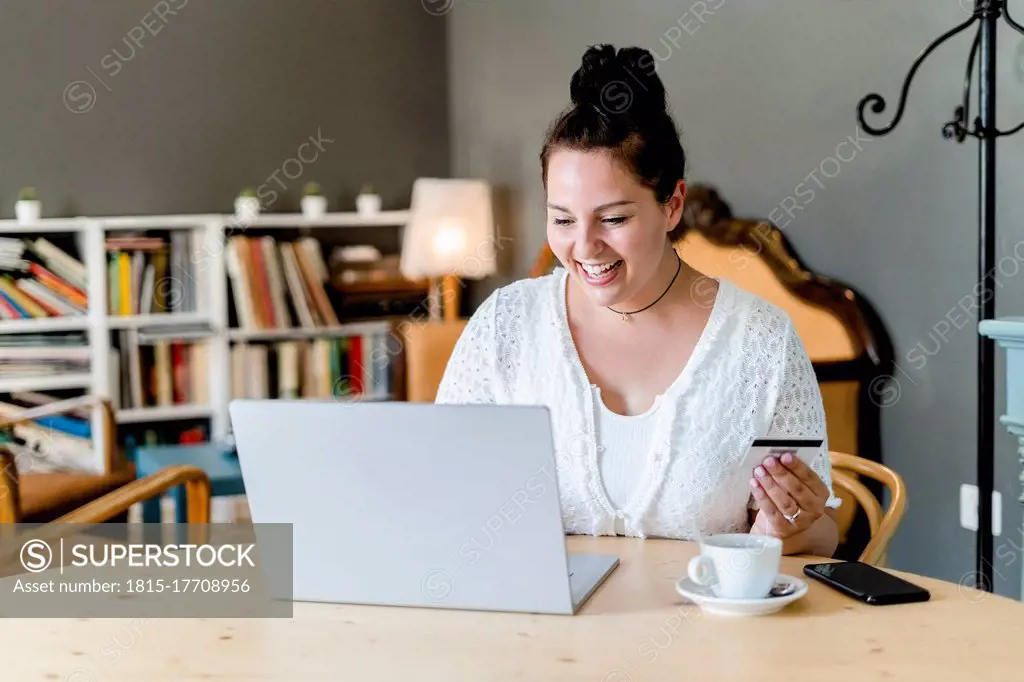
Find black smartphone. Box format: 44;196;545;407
803;561;930;605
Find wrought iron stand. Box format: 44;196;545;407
856;0;1024;592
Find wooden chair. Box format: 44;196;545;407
0;395;211;524
398;319;469;402
829;451;906;566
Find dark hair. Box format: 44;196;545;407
540;44;688;241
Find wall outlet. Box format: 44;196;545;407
959;484;1003;536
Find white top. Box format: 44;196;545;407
436;269;841;540
593;386;663;535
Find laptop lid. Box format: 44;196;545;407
229;400;576;615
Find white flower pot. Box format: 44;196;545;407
356;193;382;216
301;195;328;220
15;200;41;223
234;196;261;222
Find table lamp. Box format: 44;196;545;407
400;178;497;321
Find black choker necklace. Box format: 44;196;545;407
607;256;682;322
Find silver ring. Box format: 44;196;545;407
783;508;802;524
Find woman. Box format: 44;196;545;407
436;44;840;557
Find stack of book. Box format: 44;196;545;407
0;333;90;380
0;237;89;319
106;232;197;316
112;329;209;410
230;332;395;400
0;393;94;473
225;235;340;330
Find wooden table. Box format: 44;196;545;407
3;536;1020;681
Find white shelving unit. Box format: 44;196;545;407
0;211;409;471
0;316;90;333
0;372;94;393
116;404;215;424
226;320;393;342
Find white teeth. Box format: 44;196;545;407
580;261;620;276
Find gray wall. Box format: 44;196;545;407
448;0;1024;596
0;0;449;217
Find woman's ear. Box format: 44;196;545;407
665;180;687;234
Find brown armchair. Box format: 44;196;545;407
0;395;210;524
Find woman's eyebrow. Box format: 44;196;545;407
593;200;636;212
545;200;636;212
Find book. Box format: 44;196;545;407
0;400;92;438
0;333;90;380
262;237;291;329
278;242;317;329
9;391;92;418
111;333;209;410
29;263;87;308
225;236;341;332
106;231;194;317
226;237;257;330
0;275;48;318
28;239;87;291
228;332;393;401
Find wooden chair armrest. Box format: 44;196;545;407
0;465;211;577
0;445;18;524
54;465;211;524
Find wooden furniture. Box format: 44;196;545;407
3;536;1018;681
678;186;893;468
0;394;212;524
0;395;135;523
398;319;469;402
979;317;1024;597
829;451;907;567
440;274;462;322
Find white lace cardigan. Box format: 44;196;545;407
435;268;841;540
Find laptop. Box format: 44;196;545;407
229;400;619;615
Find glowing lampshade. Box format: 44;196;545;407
400;178;496;279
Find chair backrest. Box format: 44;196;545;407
674;185;892;460
828;451;907;566
399;319;469;402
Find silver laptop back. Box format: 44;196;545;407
230;400;587;614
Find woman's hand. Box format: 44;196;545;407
748;452;837;556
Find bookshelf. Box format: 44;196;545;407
0;372;93;393
0;211;410;472
0;316;90;333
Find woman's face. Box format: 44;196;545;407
545;148;684;309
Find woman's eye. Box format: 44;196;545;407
603;216;628;225
553;217;573;226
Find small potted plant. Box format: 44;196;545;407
15;187;41;223
235;187;260;221
356;184;382;216
301;182;328;219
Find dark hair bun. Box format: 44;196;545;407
569;44;667;118
542;43;688;241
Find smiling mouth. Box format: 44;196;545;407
576;259;624;283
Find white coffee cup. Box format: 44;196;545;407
687;534;783;599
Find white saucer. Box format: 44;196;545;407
675;574;808;617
